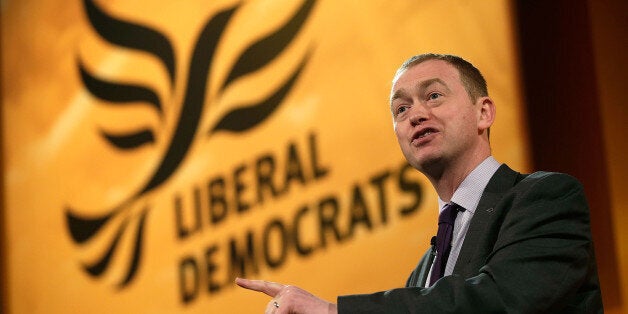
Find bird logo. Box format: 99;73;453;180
66;0;316;289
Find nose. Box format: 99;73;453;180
409;105;428;126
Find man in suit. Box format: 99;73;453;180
236;53;603;313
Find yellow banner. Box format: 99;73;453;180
2;0;528;312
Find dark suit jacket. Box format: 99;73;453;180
337;164;603;313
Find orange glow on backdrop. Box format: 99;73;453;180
2;0;527;312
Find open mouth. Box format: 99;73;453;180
413;128;438;140
411;127;438;146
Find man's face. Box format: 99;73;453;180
390;60;483;172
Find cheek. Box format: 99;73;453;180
393;123;404;139
450;110;476;130
394;125;412;151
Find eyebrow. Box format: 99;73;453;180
390;89;408;104
418;78;450;94
390;78;450;105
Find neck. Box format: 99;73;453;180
424;147;491;202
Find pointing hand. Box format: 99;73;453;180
235;278;338;314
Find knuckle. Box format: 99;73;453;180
283;285;294;294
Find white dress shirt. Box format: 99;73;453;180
425;156;502;287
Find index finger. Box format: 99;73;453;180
235;277;285;297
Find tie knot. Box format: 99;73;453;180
438;203;460;225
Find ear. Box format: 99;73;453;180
477;97;495;132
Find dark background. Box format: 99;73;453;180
515;0;626;310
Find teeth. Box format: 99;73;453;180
419;131;432;138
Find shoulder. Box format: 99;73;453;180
480;165;591;234
486;165;583;196
489;167;589;221
513;170;584;196
489;169;593;248
497;170;590;225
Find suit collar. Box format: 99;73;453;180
452;164;522;275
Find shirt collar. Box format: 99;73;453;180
438;156;502;214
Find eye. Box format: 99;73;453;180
428;92;442;100
395;105;408;116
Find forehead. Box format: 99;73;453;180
392;59;462;90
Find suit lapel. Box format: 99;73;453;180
452;164;521;277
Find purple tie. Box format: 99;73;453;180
430;203;461;286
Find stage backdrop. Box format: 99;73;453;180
2;0;528;312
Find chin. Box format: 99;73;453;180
403;145;442;169
413;154;444;172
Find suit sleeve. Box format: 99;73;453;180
337;173;598;313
